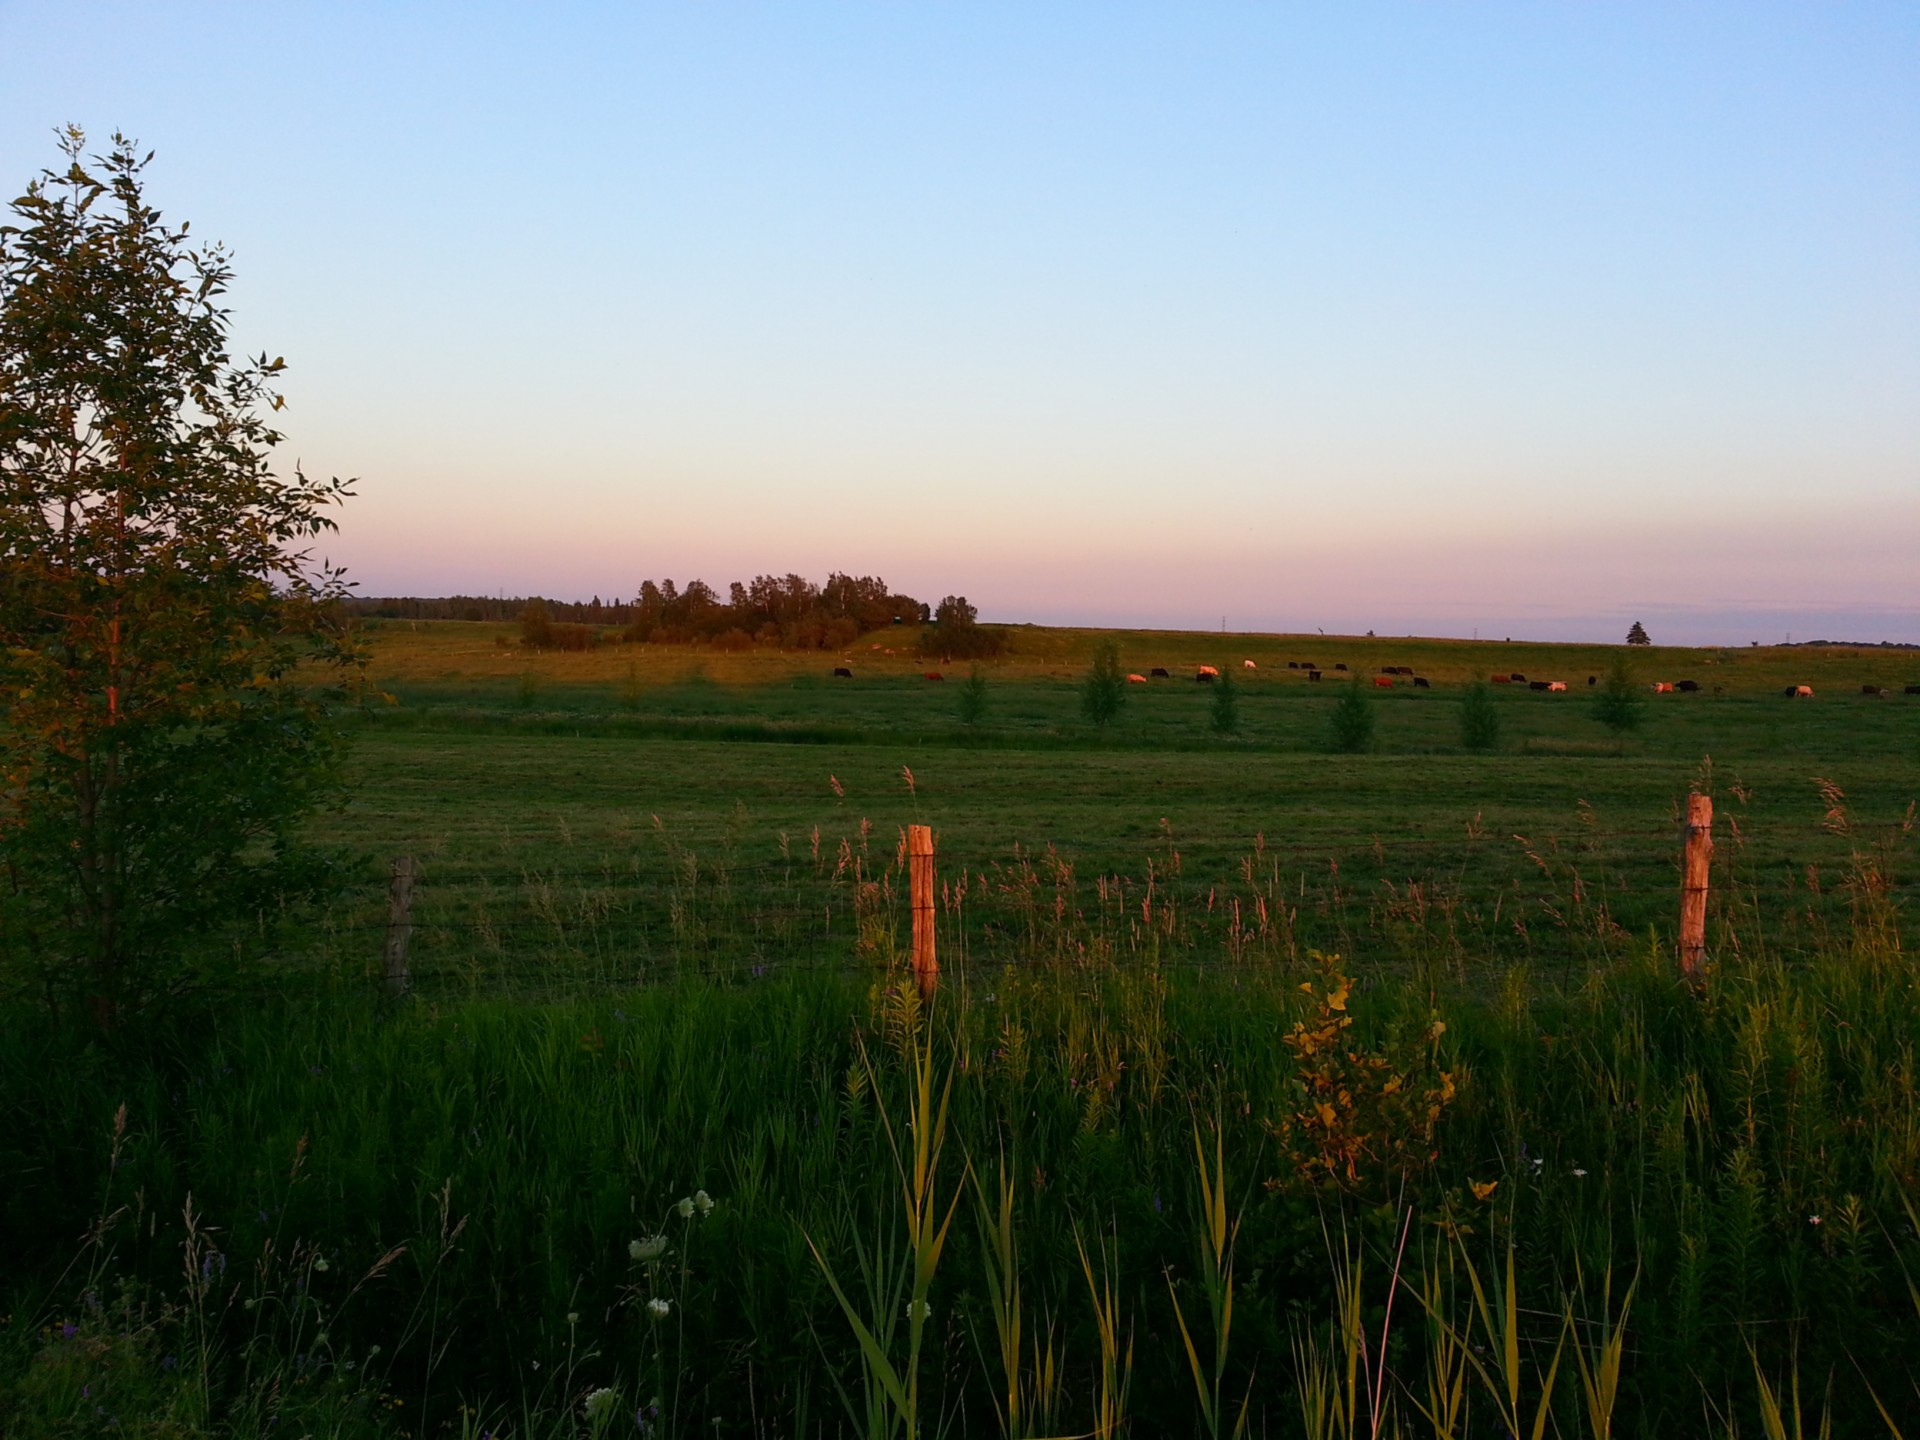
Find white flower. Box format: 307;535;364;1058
693;1189;714;1215
647;1297;671;1320
584;1387;620;1420
314;1331;329;1347
905;1299;932;1322
675;1197;695;1219
629;1235;668;1262
1571;1168;1589;1179
313;1256;330;1272
566;1312;579;1325
1809;1214;1824;1226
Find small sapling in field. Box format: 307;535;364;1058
958;667;989;725
1459;681;1501;752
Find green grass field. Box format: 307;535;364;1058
4;620;1918;1439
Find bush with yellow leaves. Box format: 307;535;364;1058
1266;952;1456;1197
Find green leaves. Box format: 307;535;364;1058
0;129;361;1014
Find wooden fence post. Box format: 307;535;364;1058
1679;795;1712;984
908;824;938;998
384;855;416;998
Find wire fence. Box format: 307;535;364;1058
286;806;1919;1000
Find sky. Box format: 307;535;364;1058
3;1;1916;644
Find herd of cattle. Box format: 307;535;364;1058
829;664;1920;696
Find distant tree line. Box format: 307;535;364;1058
343;594;628;624
343;574;1013;655
627;573;925;649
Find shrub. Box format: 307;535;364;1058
1328;678;1375;752
1081;641;1128;728
1458;681;1501;751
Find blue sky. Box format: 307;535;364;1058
4;2;1915;642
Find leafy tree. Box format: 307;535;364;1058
0;131;358;1017
1458;681;1501;752
1209;663;1241;736
956;667;989;726
1080;641;1127;728
1626;621;1651;646
519;597;554;648
920;593;1006;660
1593;655;1644;733
1327;678;1376;753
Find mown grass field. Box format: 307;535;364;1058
4;621;1918;1439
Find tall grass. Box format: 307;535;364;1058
4;916;1917;1435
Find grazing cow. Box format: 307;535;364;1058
1492;674;1511;684
1197;665;1220;678
1287;661;1299;669
923;672;944;682
1413;676;1431;689
1307;670;1322;681
1126;673;1148;684
1380;667;1397;676
1196;672;1216;684
1510;672;1526;683
1905;684;1920;695
1529;681;1550;692
1676;680;1700;692
1862;685;1888;697
1784;685;1813;698
1652;682;1673;694
1548;681;1567;692
1150;667;1170;678
1243;659;1257;669
1588;676;1597;686
833;667;853;679
1334;663;1349;672
1373;676;1394;688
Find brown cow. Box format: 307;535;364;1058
833;667;852;678
923;672;944;682
1373;676;1394;688
1126;673;1148;684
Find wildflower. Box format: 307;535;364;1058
368;1346;381;1357
1470;1179;1499;1201
675;1197;695;1220
314;1256;330;1272
1571;1168;1589;1179
315;1331;329;1347
584;1387;620;1421
693;1190;714;1215
905;1299;932;1322
1809;1214;1824;1226
647;1298;671;1320
630;1235;668;1261
566;1312;579;1325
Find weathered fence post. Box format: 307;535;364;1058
1679;794;1712;984
384;855;416;998
908;824;938;998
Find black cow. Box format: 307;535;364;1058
1196;672;1215;683
1307;670;1322;681
832;667;852;678
1906;685;1920;695
1529;680;1550;691
1150;667;1170;678
1588;676;1598;686
1412;676;1430;689
1287;661;1299;669
1333;663;1348;672
1862;685;1887;697
1510;672;1526;682
1676;680;1700;693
